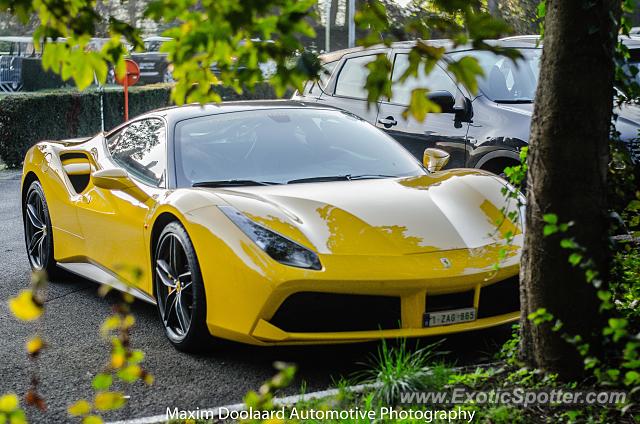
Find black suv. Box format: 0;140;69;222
293;39;640;174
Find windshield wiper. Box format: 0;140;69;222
193;179;278;187
287;174;397;184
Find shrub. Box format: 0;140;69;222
0;83;286;168
21;58;67;91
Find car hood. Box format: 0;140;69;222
491;99;640;143
206;170;523;256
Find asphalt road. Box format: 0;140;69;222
0;170;512;423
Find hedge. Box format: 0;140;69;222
21;58;67;91
0;83;285;168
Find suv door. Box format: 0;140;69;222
376;51;471;168
318;51;389;124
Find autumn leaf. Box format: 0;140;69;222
82;415;104;424
68;399;92;417
0;393;18;413
94;392;126;411
8;290;43;321
26;335;45;356
117;365;141;383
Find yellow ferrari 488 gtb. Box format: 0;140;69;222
21;101;523;351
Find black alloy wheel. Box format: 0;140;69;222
154;222;210;351
24;181;58;276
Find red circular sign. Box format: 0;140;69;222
115;59;140;86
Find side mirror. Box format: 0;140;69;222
428;90;456;114
423;148;450;172
91;168;150;202
91;168;134;190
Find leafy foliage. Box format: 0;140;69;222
355;339;450;404
356;0;520;122
0;83;289;168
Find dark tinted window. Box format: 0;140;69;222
448;49;540;102
335;55;377;99
175;109;423;187
306;61;337;95
107;118;167;187
390;53;460;106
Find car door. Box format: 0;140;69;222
76;118;167;286
317;51;389;124
375;51;471;168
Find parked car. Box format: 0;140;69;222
129;36;173;84
21;100;522;351
294;39;640;174
129;37;277;85
0;36;37;92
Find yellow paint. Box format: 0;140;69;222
21;136;523;346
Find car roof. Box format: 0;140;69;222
319;38;540;63
130;100;343;126
0;36;34;43
500;34;640;49
143;36;173;42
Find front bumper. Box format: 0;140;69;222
182;204;522;346
201;239;521;346
250;275;519;344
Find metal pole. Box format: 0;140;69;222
325;0;331;52
124;77;129;122
348;0;355;48
94;72;104;132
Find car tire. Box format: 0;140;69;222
154;221;211;352
23;180;64;280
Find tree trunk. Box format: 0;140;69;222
487;0;499;16
520;0;620;379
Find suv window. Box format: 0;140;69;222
390;53;460;107
306;61;338;95
335;55;377;99
107;118;167;187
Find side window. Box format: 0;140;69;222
107;118;167;187
390;53;461;107
334;55;377;99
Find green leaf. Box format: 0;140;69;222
117;365;142;383
92;374;112;391
568;253;583;266
447;56;484;95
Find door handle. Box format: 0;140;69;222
378;116;398;128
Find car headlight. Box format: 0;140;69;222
219;206;322;270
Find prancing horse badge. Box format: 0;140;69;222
440;258;452;268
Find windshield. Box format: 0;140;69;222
448;48;541;103
174;109;424;187
144;40;166;52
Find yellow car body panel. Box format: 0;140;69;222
21;109;523;346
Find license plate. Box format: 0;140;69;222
423;307;476;327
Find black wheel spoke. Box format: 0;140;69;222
26;204;44;230
25;189;49;271
163;291;177;325
178;271;192;290
28;231;43;254
37;233;45;265
156;260;176;288
155;230;195;341
175;294;189;333
170;236;180;274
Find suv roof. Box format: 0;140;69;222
318;38;540;63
